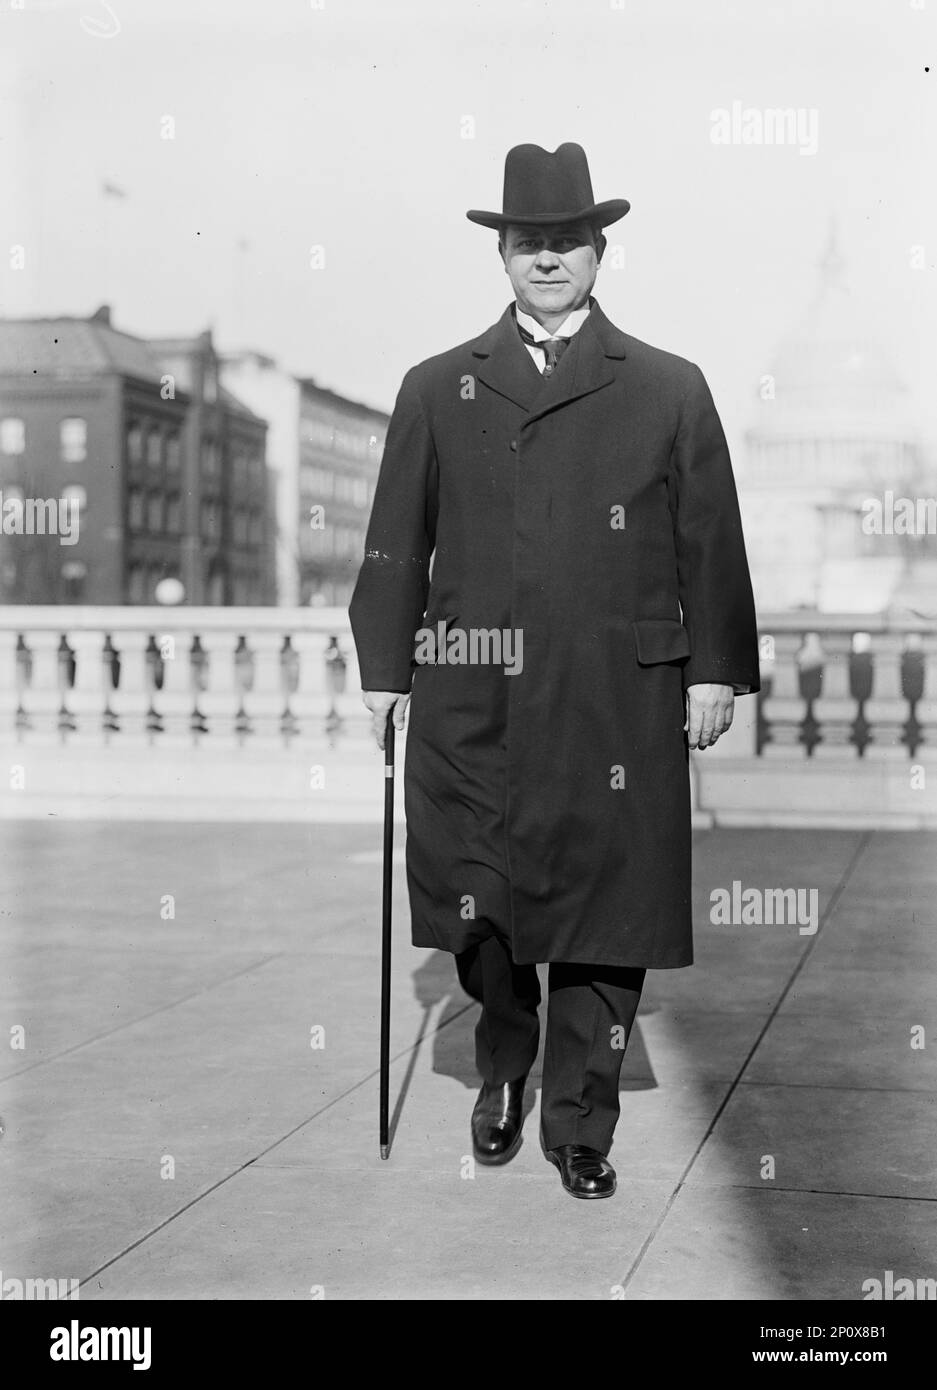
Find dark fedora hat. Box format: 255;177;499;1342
466;142;629;231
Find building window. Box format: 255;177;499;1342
300;465;335;497
166;433;181;473
233;510;248;545
2;483;24;524
165;493;181;533
61;559;87;602
128;489;144;530
248;513;262;546
146;429;162;468
127;422;143;463
201;501;218;538
1;419;26;455
60;418;87;463
128;564;145;603
336;475;368;506
62;484;87;524
147;493;163;532
200;438;219;477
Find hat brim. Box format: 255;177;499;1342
465;198;630;230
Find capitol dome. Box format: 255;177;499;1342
759;224;913;439
742;224;927;615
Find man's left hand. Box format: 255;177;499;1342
685;683;735;750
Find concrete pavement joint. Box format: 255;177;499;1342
0;953;283;1083
685;1183;937;1204
74;999;476;1293
735;1078;937;1095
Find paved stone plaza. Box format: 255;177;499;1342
1;821;935;1300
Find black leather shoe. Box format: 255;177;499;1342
544;1144;617;1199
471;1077;526;1165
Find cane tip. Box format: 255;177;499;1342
380;1144;390;1160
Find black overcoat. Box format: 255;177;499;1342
349;300;759;968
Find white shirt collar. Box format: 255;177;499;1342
514;302;592;341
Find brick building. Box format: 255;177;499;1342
297;381;388;607
0;306;272;605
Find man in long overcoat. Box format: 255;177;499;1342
350;143;760;1199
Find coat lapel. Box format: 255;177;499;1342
470;299;628;423
470;305;542;411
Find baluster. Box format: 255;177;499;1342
25;631;61;732
155;627;193;739
901;634;925;757
144;634;165;735
111;631;148;740
56;635;77;733
199;632;230;741
71;630;103;732
102;634;121;733
324;634;347;732
812;630;859;758
913;632;937;756
280;634;300;738
798;631;824;754
865;632;910;760
760;632;808;758
189;635;210;735
15;634;33;731
850;632;874;755
233;635;255;738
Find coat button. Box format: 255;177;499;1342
509;439;517;451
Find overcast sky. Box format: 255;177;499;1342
3;0;935;458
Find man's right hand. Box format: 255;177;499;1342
362;691;411;749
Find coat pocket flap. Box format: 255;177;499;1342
632;618;691;665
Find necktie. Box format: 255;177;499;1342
517;322;572;377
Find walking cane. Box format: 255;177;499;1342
379;708;396;1159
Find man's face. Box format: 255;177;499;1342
499;221;605;324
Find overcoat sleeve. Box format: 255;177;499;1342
669;364;761;694
348;368;439;692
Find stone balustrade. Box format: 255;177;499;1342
1;607;935;825
697;613;937;827
755;614;935;760
0;606;365;743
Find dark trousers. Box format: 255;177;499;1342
455;924;645;1155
